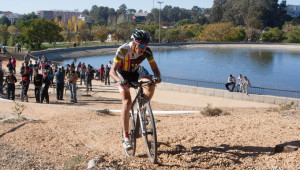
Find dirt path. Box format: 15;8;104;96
0;54;299;169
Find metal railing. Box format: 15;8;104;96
161;76;300;99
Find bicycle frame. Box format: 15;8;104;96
131;83;150;138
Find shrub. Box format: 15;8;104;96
285;27;300;43
279;102;294;111
201;104;230;117
259;27;284;42
199;23;245;42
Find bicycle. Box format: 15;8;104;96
121;81;158;163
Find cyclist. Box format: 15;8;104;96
110;29;161;150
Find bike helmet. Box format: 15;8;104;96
131;29;150;44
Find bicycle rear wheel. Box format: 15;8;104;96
142;102;157;163
122;105;137;157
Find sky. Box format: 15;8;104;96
1;0;299;14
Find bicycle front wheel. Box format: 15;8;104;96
142;102;157;163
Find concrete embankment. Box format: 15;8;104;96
157;82;300;107
30;42;300;61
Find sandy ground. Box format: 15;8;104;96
0;53;299;169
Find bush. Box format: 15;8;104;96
279;102;294;111
199;23;245;42
259;27;284;42
285;27;300;43
201;104;230;117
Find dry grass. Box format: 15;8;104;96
201;103;230;117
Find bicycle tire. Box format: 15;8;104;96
142;102;157;163
122;104;137;157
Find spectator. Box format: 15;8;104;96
48;67;54;85
21;66;30;102
29;60;34;82
0;44;2;53
242;76;251;94
55;67;65;100
5;71;17;100
138;66;149;80
68;66;78;103
11;56;16;74
86;68;94;91
24;52;31;65
41;61;46;73
0;67;3;94
20;63;25;73
33;69;43;102
2;46;7;54
17;43;21;53
79;62;86;85
104;65;110;85
108;61;112;69
41;72;50;104
37;56;41;69
99;64;105;82
235;74;243;92
225;74;236;92
7;59;13;72
33;60;39;71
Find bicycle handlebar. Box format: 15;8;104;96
130;81;154;89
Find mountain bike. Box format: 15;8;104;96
121;81;158;163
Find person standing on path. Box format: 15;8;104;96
100;64;105;82
41;72;50;104
55;67;65;100
68;66;78;103
0;67;4;94
104;65;110;85
11;56;16;74
5;71;17;100
33;69;43;102
225;74;236;92
79;62;86;85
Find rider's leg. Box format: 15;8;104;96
140;77;155;101
120;88;132;138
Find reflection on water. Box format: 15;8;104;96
61;48;300;91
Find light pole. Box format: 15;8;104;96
157;1;163;43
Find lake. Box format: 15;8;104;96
61;48;300;92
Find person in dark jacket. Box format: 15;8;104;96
33;69;43;102
0;67;4;94
5;71;17;100
21;66;30;102
41;72;50;103
6;59;13;72
104;65;110;85
55;67;65;100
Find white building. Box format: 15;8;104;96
287;5;300;17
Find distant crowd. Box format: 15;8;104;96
0;54;150;104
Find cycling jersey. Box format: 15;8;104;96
114;42;155;72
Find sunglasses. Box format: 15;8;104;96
135;42;148;49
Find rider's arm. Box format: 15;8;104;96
109;61;122;82
149;61;161;83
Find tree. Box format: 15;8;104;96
18;18;63;50
7;25;19;46
0;16;11;26
15;12;38;27
114;22;136;42
92;25;109;42
0;24;9;45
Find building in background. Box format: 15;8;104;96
287;5;300;17
0;11;23;25
37;10;81;23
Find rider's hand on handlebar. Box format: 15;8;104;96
119;79;129;86
153;77;161;84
